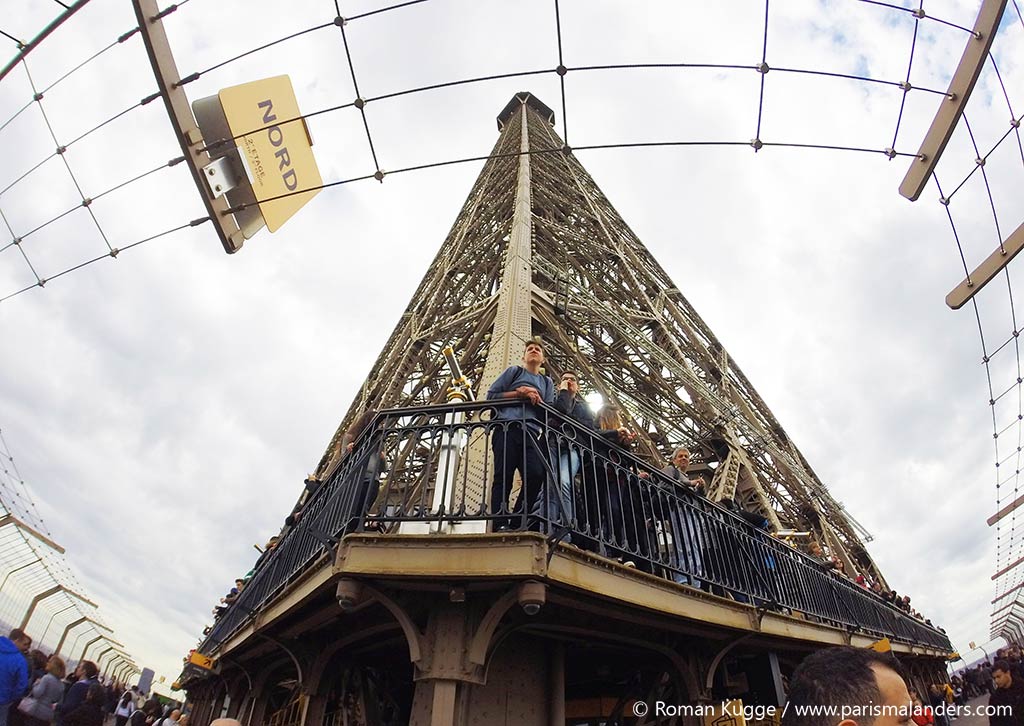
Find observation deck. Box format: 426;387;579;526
180;400;953;726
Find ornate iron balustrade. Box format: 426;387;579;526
199;400;951;653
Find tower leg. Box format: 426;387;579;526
429;681;458;726
407;598;553;726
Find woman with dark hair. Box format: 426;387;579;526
114;687;136;726
62;683;105;726
26;650;47;686
127;702;154;726
16;655;65;726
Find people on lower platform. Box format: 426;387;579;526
990;659;1024;726
56;661;99;726
486;340;555;530
0;629;30;726
910;690;935;726
114;686;136;726
782;646;910;726
154;708;181;726
17;655;65;726
61;683;106;726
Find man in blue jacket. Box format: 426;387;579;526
0;628;31;726
55;659;99;726
486;340;555;529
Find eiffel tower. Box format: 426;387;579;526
313;92;878;584
181;94;951;726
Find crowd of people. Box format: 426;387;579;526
484;340;938;624
801;540;937;627
198;339;938;641
201;535;280;637
781;646;1023;726
0;628;182;726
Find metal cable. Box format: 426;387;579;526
890;0;924;151
1;29;23;47
754;0;770;144
21;58;113;254
0;218;209;304
333;5;381;173
221;138;916;216
554;0;568;145
14;156;184;242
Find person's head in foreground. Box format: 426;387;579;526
782;646;911;726
210;720;242;726
993;659;1016;690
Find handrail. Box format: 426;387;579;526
195;399;952;654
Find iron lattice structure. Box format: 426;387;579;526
312;92;883;585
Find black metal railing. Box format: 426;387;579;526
199;400;952;653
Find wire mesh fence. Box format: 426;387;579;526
0;427;137;677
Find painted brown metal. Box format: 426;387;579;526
948;219;1024;310
183;95;954;724
899;0;1007;202
992;554;1024;581
18;584;97;631
0;513;65;553
132;0;244;253
209;533;947;665
196;557;948;726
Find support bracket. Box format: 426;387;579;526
132;0;245;253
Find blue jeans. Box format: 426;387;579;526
533;446;580;527
0;702;10;726
669;505;703;588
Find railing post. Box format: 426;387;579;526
0;557;42;596
79;634;105;664
37;601;77;646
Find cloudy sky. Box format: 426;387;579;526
2;0;1023;683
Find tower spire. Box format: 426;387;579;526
478;95;537;394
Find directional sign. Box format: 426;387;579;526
219;75;322;232
188;651;215;671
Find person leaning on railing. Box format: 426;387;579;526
531;369;591;535
485;340;555;530
657;447;707;588
337;409;387;533
589;405;652;569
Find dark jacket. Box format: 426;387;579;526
554;389;596;430
0;636;28;705
63;701;105;726
57;677;99;724
990;679;1024;726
